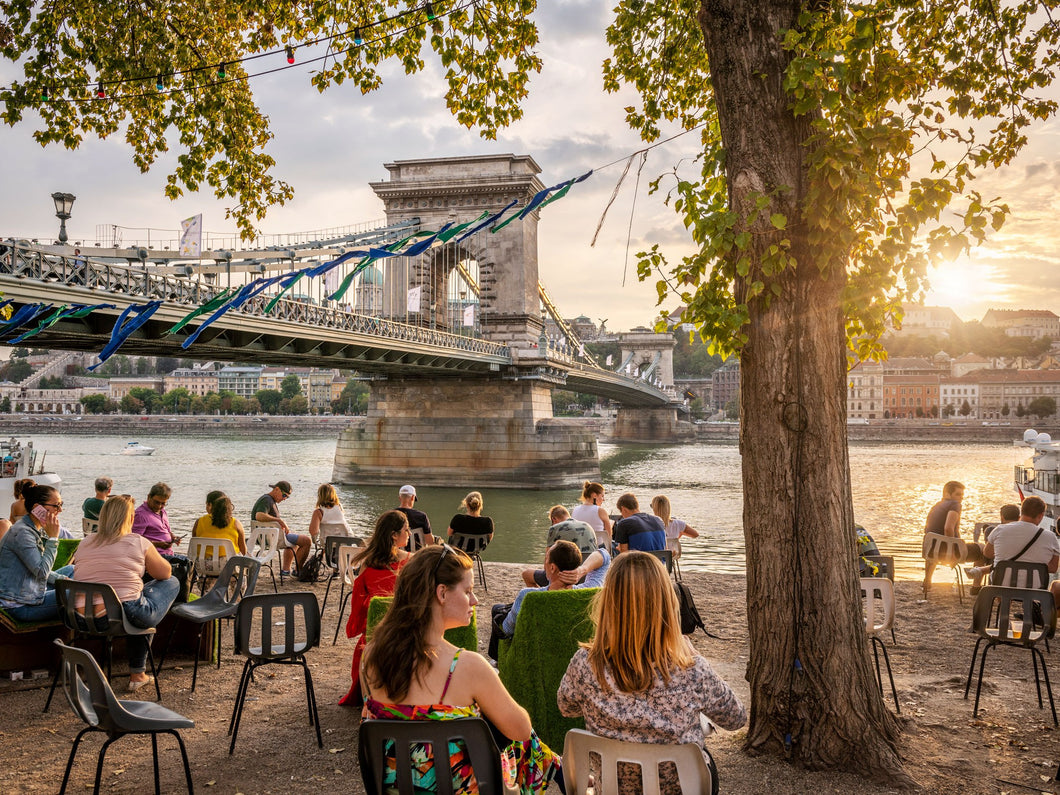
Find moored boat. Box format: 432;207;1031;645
0;437;62;518
1014;428;1060;533
121;441;155;456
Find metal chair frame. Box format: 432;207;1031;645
449;532;490;592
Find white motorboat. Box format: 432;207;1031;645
1014;428;1060;533
121;441;155;456
0;437;62;517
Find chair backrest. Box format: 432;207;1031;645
972;585;1057;646
247;525;282;562
666;537;682;559
323;535;361;569
645;548;674;574
862;555;895;580
54;639;123;732
82;518;99;535
337;544;363;585
250;521;289;550
187;537;238;578
409;526;429;551
973;521;996;544
54;579;143;637
359;717;502;795
991;560;1050;590
922;532;966;565
235;592;321;660
207;555;262;603
860;577;895;636
562;728;714;795
449;532;489;556
319;522;352;541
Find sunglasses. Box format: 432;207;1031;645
431;543;458;579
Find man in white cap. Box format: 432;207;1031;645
395;484;434;550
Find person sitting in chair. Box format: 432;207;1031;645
922;480;989;593
981;496;1060;602
520;505;605;588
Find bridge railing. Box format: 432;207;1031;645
0;240;510;358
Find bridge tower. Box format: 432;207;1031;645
611;328;693;441
332;155;601;489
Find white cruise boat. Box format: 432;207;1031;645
1014;428;1060;533
121;441;155;456
0;437;62;517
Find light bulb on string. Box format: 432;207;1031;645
217;63;227;79
41;84;49;101
96;81;105;98
285;45;295;64
425;2;437;21
156;75;165;91
353;27;363;45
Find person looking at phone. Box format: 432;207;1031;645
131;483;181;554
0;485;74;622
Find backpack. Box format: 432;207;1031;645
297;552;324;583
674;580;722;639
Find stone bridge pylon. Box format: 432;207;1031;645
332;155;601;489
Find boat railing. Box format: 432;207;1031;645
1016;464;1035;486
1035;471;1060;496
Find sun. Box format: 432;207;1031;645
922;257;1001;318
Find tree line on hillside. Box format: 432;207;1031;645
885;321;1054;360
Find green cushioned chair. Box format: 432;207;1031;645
365;596;478;651
53;538;80;571
497;587;598;751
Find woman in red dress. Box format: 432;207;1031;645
338;510;411;705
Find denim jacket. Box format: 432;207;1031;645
0;514;58;607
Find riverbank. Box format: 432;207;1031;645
0;412;1054;443
0;562;1055;794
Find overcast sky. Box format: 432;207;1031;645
1;1;1058;333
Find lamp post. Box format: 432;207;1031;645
51;192;76;244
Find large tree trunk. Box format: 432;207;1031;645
699;0;909;780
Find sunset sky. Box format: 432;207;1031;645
1;3;1057;333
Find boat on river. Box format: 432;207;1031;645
121;441;155;456
1014;428;1060;533
0;437;62;517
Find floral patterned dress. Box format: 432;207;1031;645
364;649;561;794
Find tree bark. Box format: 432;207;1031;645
698;0;909;781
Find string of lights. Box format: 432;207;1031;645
16;1;461;103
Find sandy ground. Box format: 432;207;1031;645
1;562;1058;794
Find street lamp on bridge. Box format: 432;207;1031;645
51;191;76;244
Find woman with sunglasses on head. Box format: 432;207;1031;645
361;544;561;793
0;485;73;622
337;510;411;706
72;494;179;691
558;552;745;793
571;480;611;550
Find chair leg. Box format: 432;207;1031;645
44;665;61;714
146;643;162;702
268;564;278;594
333;582;349;645
872;636;900;713
190;623;205;692
964;637;985;698
320;573;335;616
169;728;195;794
94;737;119;795
955;565;964;604
58;727;92;795
1033;647;1059;726
870;638;884;693
228;659;255;753
157;617;182;673
152;732;161;795
476;554;488;593
301;659;324;748
973;642;993;718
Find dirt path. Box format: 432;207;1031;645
0;563;1057;794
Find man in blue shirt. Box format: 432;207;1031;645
613;493;666;553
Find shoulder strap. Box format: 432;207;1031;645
1008;527;1045;562
439;648;462;702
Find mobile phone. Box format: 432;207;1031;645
31;504;51;523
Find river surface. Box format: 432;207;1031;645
23;433;1033;579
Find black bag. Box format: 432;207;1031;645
297;552;324;583
164;554;194;604
674;580;721;639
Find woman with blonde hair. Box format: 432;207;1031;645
571;480;611;549
362;544;560;792
558;551;744;793
72;494;179;691
650;495;699;560
308;483;350;544
337;510;410;706
447;490;494;541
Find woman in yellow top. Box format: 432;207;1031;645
192;490;247;556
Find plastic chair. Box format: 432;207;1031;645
332;544;365;644
45;580;161;712
991;560;1050;590
562;728;717;795
409;526;432;551
862;555;897;643
964;585;1057;725
666;538;683;579
860;577;899;712
186;537;238;595
320;536;363;618
54;640;194;795
82;518;99;535
645;549;674;575
247;524;283;592
359;717;502;795
158;555;260;692
922;532;968;603
449;532;490;592
228;592;323;753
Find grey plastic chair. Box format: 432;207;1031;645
991;560;1050;590
358;717;503;795
320;535;363;618
645;548;675;575
964;585;1057;725
228;592;323;753
54;639;194;795
158;555;260;691
562;727;717;795
45;580;161;712
449;532;490;592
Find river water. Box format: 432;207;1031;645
26;432;1033;579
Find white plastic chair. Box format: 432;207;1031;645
922;532;969;602
186;537;238;595
861;577;899;712
562;728;716;794
247;525;283;593
409;526;430;551
317;521;351;552
81;518;99;535
332;545;363;645
666;537;683;579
